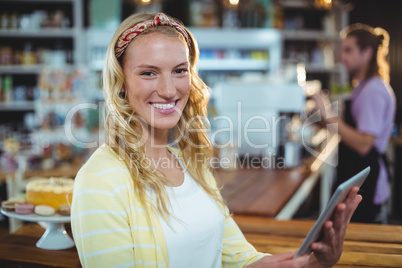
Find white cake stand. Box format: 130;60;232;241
1;209;74;250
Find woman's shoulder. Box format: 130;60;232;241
364;76;390;93
74;144;131;189
360;76;395;101
80;144;127;172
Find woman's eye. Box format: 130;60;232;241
175;68;188;74
141;71;155;76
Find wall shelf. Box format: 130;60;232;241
1;0;74;2
281;30;340;41
0;29;76;38
0;101;35;111
197;59;270;71
189;28;282;77
0;65;44;74
0;64;75;74
0;0;84;131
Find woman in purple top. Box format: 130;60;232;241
313;23;396;223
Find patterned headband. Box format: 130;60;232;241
115;13;191;58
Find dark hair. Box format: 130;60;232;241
347;28;390;82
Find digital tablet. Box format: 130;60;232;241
293;166;370;258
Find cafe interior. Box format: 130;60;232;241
0;0;401;267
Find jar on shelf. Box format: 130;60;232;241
22;43;36;65
0;46;13;65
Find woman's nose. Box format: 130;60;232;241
157;75;176;98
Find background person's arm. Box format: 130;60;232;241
311;93;377;156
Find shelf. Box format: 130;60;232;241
281;30;341;41
276;0;312;8
0;64;74;74
282;61;344;73
0;0;74;3
0;101;35;111
0;29;75;38
305;63;343;73
0;65;44;74
197;59;269;71
276;0;346;10
189;28;282;49
188;28;281;75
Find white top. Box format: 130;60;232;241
157;168;225;268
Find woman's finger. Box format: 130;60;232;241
311;221;335;252
342;187;362;222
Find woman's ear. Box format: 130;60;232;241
362;47;374;63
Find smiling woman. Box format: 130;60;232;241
70;12;361;268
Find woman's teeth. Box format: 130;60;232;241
151;102;175;110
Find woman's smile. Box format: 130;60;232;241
149;99;180;114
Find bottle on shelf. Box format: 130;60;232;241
2;74;13;103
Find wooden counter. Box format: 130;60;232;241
217;166;310;217
0;224;80;268
1;218;401;267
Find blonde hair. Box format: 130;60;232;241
340;23;390;83
102;13;226;219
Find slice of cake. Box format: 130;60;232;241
26;177;74;211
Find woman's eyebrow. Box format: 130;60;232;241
173;61;189;68
136;61;188;69
136;64;159;69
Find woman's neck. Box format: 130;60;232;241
354;64;369;82
144;126;171;160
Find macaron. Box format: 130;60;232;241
15;203;35;215
8;196;26;204
35;205;56;216
58;204;71;216
1;200;23;212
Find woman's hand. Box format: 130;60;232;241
308;187;362;267
246;187;361;268
310;92;337;123
246;252;310;268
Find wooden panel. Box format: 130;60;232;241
244;233;402;255
234;215;402;243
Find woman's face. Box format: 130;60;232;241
122;31;191;132
340;36;370;77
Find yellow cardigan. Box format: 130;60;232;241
71;144;268;267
